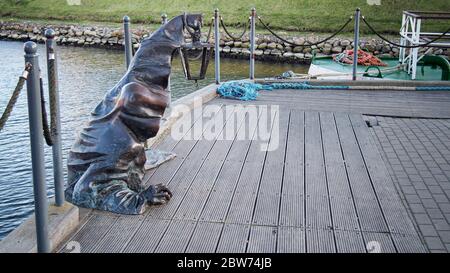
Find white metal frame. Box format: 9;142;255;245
399;11;450;80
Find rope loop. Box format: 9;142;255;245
258;16;353;47
40;76;53;146
0;63;33;132
361;16;450;49
220;17;249;41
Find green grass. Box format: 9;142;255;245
1;0;449;34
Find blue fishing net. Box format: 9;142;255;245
216;81;266;101
217;80;349;101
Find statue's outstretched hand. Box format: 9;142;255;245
143;183;173;205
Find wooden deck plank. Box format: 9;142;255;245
145;105;218;188
223;140;267;224
304;112;332;230
144;105;213;185
154;220;197;253
277;226;306;253
334;113;389;233
320;112;354;197
122;218;170;253
320;112;360;231
174;106;248;221
200;108;262;222
216;224;250;253
258;95;450;110
92;215;145;253
147;106;229;219
391;234;428;253
60;214;119;253
362;232;397;253
214;89;450;118
334;230;366;253
328;197;360;231
247;225;278;253
279;110;305;227
306;228;336;253
252;109;290;226
173;107;238;221
145;139;198;190
185;222;224;253
349;114;418;235
199;139;252;222
225;110;279;225
349;114;401;200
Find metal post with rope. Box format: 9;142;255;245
352;8;361;81
24;41;51;253
45;28;65;207
211;10;250;81
249;8;256;80
1;41;61;253
123;15;133;69
214;9;221;84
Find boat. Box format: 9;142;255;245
308;53;450;81
308;10;450;81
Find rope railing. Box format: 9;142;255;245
257;16;354;47
38;57;60;147
220;17;249;41
39;76;53;146
0;63;32;132
205;17;214;43
361;15;450;49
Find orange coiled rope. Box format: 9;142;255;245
333;49;387;66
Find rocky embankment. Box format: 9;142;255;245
1;21;449;64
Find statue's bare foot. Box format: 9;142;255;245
144;183;173;205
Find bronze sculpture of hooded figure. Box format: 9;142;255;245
65;14;204;214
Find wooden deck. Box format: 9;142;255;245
58;88;450;253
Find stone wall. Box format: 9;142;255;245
1;21;449;64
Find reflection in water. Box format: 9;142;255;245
0;40;307;239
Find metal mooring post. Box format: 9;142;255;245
162;13;171;107
24;41;50;253
352;8;361;81
214;8;221;84
249;8;256;80
161;13;168;25
123;15;133;69
45;29;64;207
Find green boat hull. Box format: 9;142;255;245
310;55;450;81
